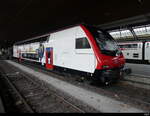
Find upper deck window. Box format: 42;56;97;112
15;35;50;45
75;37;91;49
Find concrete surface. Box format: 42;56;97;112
5;60;145;113
123;75;150;90
125;63;150;78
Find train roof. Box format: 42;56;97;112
14;34;50;45
14;23;104;46
14;23;85;46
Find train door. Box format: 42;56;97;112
46;47;54;69
145;42;150;62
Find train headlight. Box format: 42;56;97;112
102;65;110;69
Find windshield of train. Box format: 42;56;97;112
86;26;120;56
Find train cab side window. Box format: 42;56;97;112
76;37;91;49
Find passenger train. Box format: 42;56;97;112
13;24;125;84
118;41;150;63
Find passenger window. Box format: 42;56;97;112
131;44;137;48
119;45;123;48
76;37;91;49
127;44;131;48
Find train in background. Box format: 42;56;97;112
118;41;150;63
13;24;125;85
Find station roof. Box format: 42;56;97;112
99;13;150;30
1;0;150;47
98;13;150;42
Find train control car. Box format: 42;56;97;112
118;41;150;63
13;24;125;84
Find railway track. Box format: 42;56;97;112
11;59;150;111
0;61;85;113
0;70;34;113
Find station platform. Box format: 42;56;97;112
126;63;150;78
0;96;5;113
4;60;145;113
123;63;150;89
124;75;150;90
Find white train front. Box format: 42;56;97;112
13;24;125;84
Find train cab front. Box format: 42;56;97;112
82;25;126;84
97;51;125;84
